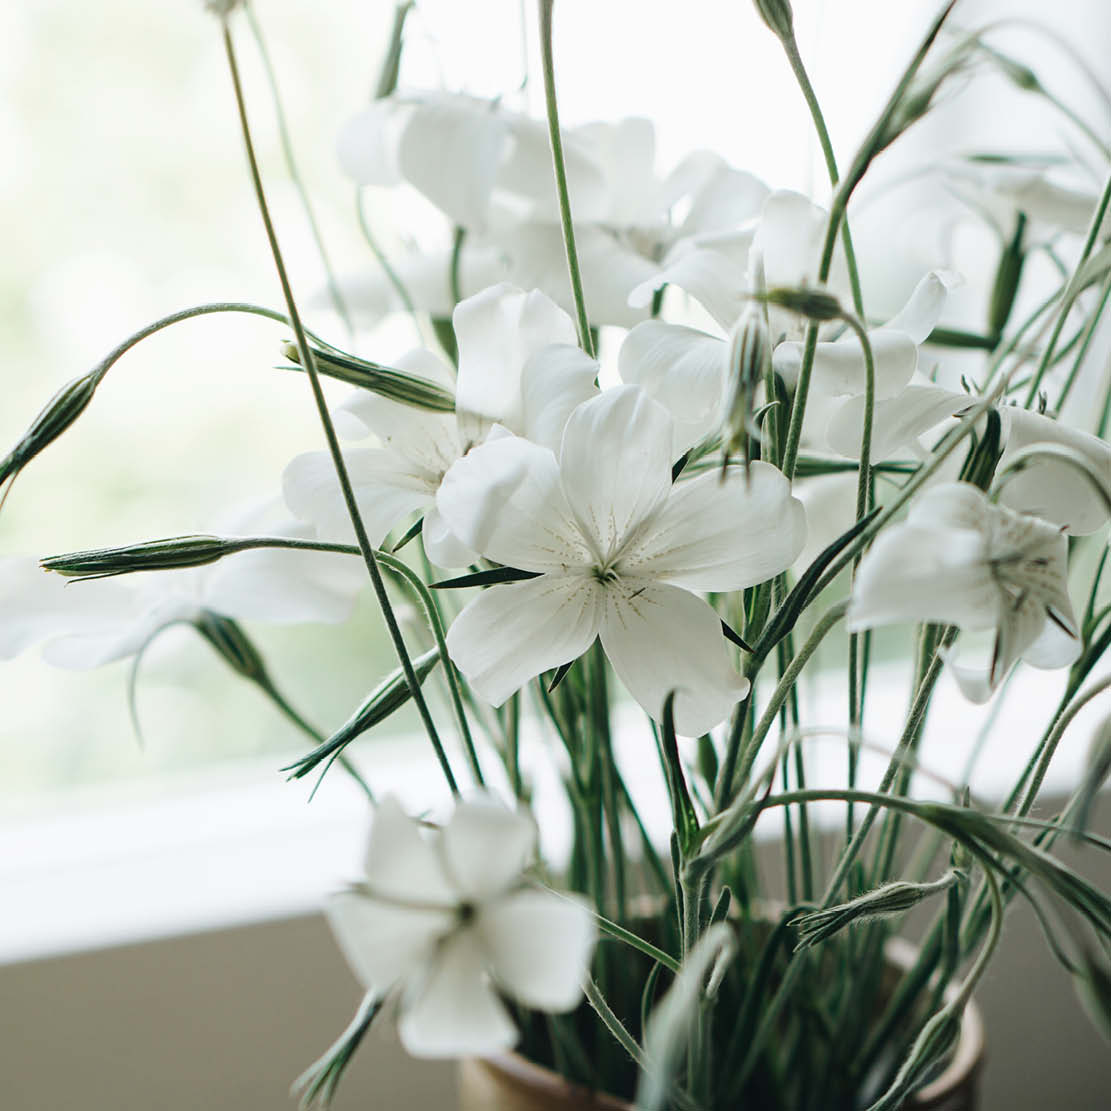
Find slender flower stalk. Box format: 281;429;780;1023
219;23;460;795
537;0;594;357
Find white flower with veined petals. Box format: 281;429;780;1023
849;482;1080;703
0;509;366;670
826;387;1111;535
326;796;595;1059
437;386;806;736
283;284;598;567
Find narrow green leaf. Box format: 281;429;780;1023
431;566;542;589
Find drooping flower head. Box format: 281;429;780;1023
849;482;1080;702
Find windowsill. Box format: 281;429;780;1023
3;659;1106;966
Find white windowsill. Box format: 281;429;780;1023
2;660;1106;966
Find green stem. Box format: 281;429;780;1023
781;34;864;317
1024;168;1111;407
245;2;353;341
537;0;594;357
220;23;457;796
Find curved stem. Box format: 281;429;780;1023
221;23;457;796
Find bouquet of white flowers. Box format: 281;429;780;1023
4;1;1111;1108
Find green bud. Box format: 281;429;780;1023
987;213;1026;340
42;535;240;580
284;647;441;780
374;3;414;100
984;45;1043;93
721;307;771;470
0;371;102;498
752;0;794;40
792;870;964;949
759;286;844;323
281;343;455;412
193;611;271;686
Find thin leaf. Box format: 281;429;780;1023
431;566;542;589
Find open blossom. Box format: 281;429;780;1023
437;386;806;735
336;98;769;326
0;503;364;669
283;284;597;566
619;186;958;454
826;387;1111;535
326;796;595;1058
849;483;1080;702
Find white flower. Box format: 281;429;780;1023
620;254;956;457
849;482;1080;702
326;796;595;1059
336;98;770;327
826;388;1111;535
437;386;806;735
283;284;597;567
0;502;364;669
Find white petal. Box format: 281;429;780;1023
1023;611;1083;670
422;504;478;569
825;385;965;460
453;284;578;447
363;797;456;905
559;386;673;561
478;890;595;1011
849;524;1000;632
399;930;518;1058
907;482;993;533
446;574;603;707
774;329;918;400
336;100;405;187
0;557;141;661
520;344;600;454
565;117;659;225
619;322;727;457
792;473;860;573
629;245;749;330
680;161;769;237
498;116;609;223
998;406;1111;534
282;449;434;546
884;270;963;344
599;580;748;736
437;436;590;571
505;223;657;329
629;464;806;592
325;890;453;997
441;799;537;901
200;520;365;625
753;191;828;290
396;95;511;230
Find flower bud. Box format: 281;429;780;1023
0;371;102;502
282;343;455;413
42;535;241;580
284;647;440;780
720;306;771;471
760;286;844;323
204;0;244;16
987;214;1026;340
752;0;794;40
193;611;271;686
792;870;964;949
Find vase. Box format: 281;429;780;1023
458;937;984;1111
